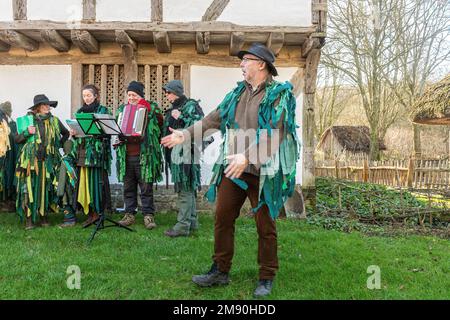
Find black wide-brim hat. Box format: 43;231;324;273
29;94;58;110
238;43;278;77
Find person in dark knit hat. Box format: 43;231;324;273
162;80;207;238
116;81;164;230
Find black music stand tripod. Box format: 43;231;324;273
76;114;134;244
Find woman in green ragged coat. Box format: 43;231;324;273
15;94;69;230
67;84;112;227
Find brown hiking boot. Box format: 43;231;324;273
118;213;136;227
144;214;156;229
82;212;100;228
25;217;35;230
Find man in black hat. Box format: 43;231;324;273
162;43;300;297
162;80;206;238
116;81;164;230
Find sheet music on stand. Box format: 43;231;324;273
93;114;122;135
66;119;90;138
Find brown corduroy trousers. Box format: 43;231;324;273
213;173;278;280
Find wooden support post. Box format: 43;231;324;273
302;49;321;209
151;0;163;22
181;64;191;97
13;0;27;20
122;45;138;96
71;63;83;116
0;30;39;51
82;0;96;22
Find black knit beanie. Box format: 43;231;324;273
127;81;145;98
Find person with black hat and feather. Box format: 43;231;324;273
116;81;164;230
162;43;300;297
15;94;69;230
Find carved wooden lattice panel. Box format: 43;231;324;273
138;65;182;113
82;64;126;115
83;64;181;115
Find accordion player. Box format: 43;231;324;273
114;103;148;145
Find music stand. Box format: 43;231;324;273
75;113;134;244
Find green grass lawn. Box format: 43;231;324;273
0;211;448;300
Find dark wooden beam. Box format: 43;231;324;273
0;30;38;51
115;30;136;50
302;37;320;59
13;0;27;20
266;32;284;56
82;0;96;21
153;31;171;53
202;0;230;21
151;0;163;22
0;40;11;52
40;30;70;52
71;30;99;53
229;31;245;56
195;31;210;54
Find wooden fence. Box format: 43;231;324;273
315;158;450;191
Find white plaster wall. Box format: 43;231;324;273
3;0;312;25
219;0;312;26
28;0;82;21
96;0;151;21
0;65;71;123
0;0;13;21
190;66;302;185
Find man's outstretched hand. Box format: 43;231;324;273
224;154;249;180
161;127;185;148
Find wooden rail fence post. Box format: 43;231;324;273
407;157;415;189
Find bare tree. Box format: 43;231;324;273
323;0;450;160
315;64;355;139
382;0;450;156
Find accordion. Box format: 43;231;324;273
117;103;148;137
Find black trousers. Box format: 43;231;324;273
123;156;155;215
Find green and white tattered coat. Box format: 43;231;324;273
205;81;300;219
